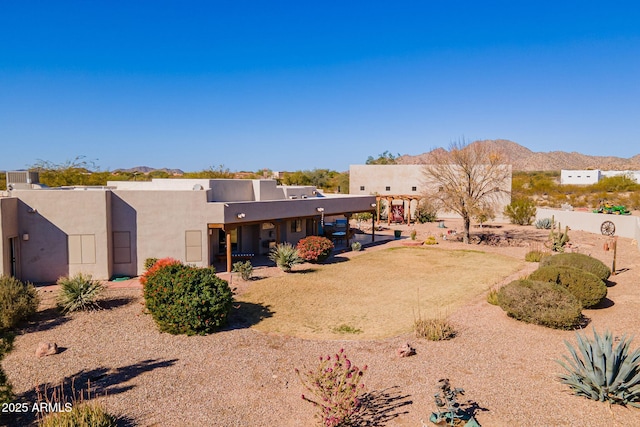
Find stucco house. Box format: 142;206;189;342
0;174;376;284
349;164;512;223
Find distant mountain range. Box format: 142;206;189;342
397;139;640;171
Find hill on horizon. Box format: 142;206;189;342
397;139;640;171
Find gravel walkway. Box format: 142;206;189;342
3;223;640;426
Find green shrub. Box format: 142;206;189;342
144;257;159;270
232;260;253;281
296;236;334;263
503;198;537;225
410;230;417;240
497;279;582;329
143;261;234;335
269;242;303;272
39;402;118;427
415;199;439;223
57;273;105;313
529;266;607;308
350;241;362;252
540;252;611;281
558;329;640;407
0;275;39;331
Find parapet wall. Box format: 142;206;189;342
536;208;640;250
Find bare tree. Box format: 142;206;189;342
423;140;511;243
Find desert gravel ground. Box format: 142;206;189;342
3;220;640;426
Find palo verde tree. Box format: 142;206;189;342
423;140;511;244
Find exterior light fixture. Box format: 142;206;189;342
370;203;377;207
316;207;324;212
237;213;246;219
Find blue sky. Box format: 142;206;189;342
1;1;639;172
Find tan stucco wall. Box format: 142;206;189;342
13;189;112;283
112;189;226;275
0;197;19;277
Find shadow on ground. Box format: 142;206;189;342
352;386;413;426
22;307;70;334
100;297;136;310
226;302;273;330
5;359;178;427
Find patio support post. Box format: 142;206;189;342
376;196;381;225
225;229;232;273
406;198;410;225
387;197;392;226
345;213;352;247
371;211;375;242
276;221;281;244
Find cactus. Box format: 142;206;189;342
549;220;569;252
557;329;640;407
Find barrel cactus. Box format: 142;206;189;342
557;329;640;407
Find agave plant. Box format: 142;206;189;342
269;242;303;272
557;328;640;407
57;273;105;313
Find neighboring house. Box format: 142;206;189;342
560;169;640;185
0;174;376;283
349;164;512;223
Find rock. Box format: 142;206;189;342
35;342;58;358
397;343;416;358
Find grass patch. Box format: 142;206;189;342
237;247;523;339
332;324;363;334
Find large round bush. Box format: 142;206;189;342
540;253;611;281
142;260;234;335
0;275;39;331
296;236;334;263
529;266;607;308
497;279;582;329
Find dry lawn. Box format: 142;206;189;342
237;246;524;339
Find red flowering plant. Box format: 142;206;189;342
140;257;180;286
296;348;367;427
296;236;334;263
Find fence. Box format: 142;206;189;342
536;208;640;251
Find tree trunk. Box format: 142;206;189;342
463;215;471;244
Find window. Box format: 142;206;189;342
68;234;96;264
385;186;391;191
411;186;417;191
360;186;365;191
113;231;131;264
291;219;302;233
185;230;202;262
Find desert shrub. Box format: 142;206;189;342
296;348;367;427
497;279;582;329
57;273;105;313
296;236;334;263
540;253;611;281
424;236;438;245
414;316;456;340
269;243;303;272
415;199;439;223
535;218;553;229
0;275;39;330
558;328;640;407
143;261;234;335
144;257;159;270
525;250;547;262
529;266;607;308
503;198;537;225
232;260;253;281
486;289;499;305
39;402;118;427
350;241;362;252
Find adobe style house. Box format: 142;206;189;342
349;164;512;223
0;175;376;284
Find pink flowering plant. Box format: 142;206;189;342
296;236;334;263
296;348;367;427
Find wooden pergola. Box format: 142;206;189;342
375;195;423;226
